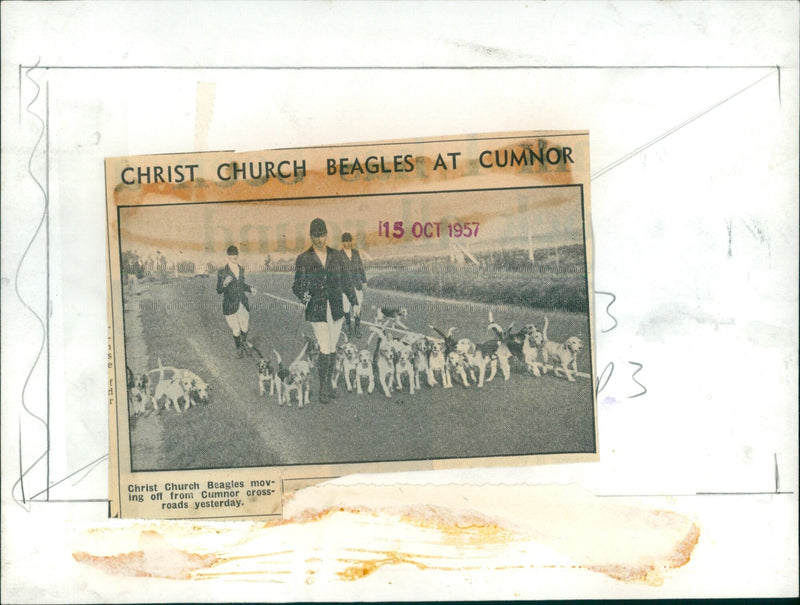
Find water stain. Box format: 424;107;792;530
73;484;700;587
72;530;217;579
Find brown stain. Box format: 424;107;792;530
287;502;701;585
112;139;577;208
214;549;294;565
73;530;218;580
337;550;435;581
195;570;291;578
74;498;701;586
586;521;701;586
397;507;514;546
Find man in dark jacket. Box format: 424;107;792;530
292;218;358;403
217;245;257;358
340;232;366;338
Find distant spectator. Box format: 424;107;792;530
339;232;367;338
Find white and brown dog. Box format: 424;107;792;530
488;311;541;370
407;335;433;390
180;370;211;407
274;346;311;407
354;349;375;395
374;305;409;330
392;338;416;395
257;357;277;397
541;317;583;382
522;329;545;376
456;337;510;388
427;337;451;388
371;327;396;398
332;336;360;393
148;360;210;412
447;350;471;388
126;366;152;415
153;377;191;412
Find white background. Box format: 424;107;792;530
1;1;797;601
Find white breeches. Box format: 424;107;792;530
341;288;363;315
224;305;250;336
311;302;344;354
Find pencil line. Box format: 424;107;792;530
29;499;110;504
18;64;779;71
46;80;51;500
12;60;50;510
774;453;781;493
591;68;777;180
28;454;109;502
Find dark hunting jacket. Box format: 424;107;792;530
342;248;367;290
292;246;358;322
216;263;253;316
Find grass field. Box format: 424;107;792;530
368;267;588;313
123;272;595;472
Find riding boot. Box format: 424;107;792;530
233;335;243;358
240;330;252;357
343;313;352;337
318;354;329;404
326;353;338;399
354;315;362;339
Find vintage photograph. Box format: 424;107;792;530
117;185;594;472
106;131;596;519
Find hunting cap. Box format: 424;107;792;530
341;232;353;242
310;218;327;237
226;245;239;256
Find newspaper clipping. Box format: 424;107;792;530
107;131;597;520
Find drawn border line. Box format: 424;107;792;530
13;62;51;510
21;62;785;502
18;64;779;71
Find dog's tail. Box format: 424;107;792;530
487;321;504;339
543;317;549;342
367;325;385;345
428;325;446;340
273;349;282;367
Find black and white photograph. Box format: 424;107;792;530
118;185;595;472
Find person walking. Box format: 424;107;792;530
292;218;358;403
340;232;367;338
216;245;257;358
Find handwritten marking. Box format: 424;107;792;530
594;291;618;333
595;361;614;395
627;361;647;398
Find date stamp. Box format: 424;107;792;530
377;220;480;239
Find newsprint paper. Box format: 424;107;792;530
107;131;596;520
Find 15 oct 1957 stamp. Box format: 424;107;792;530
106;131;596;520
